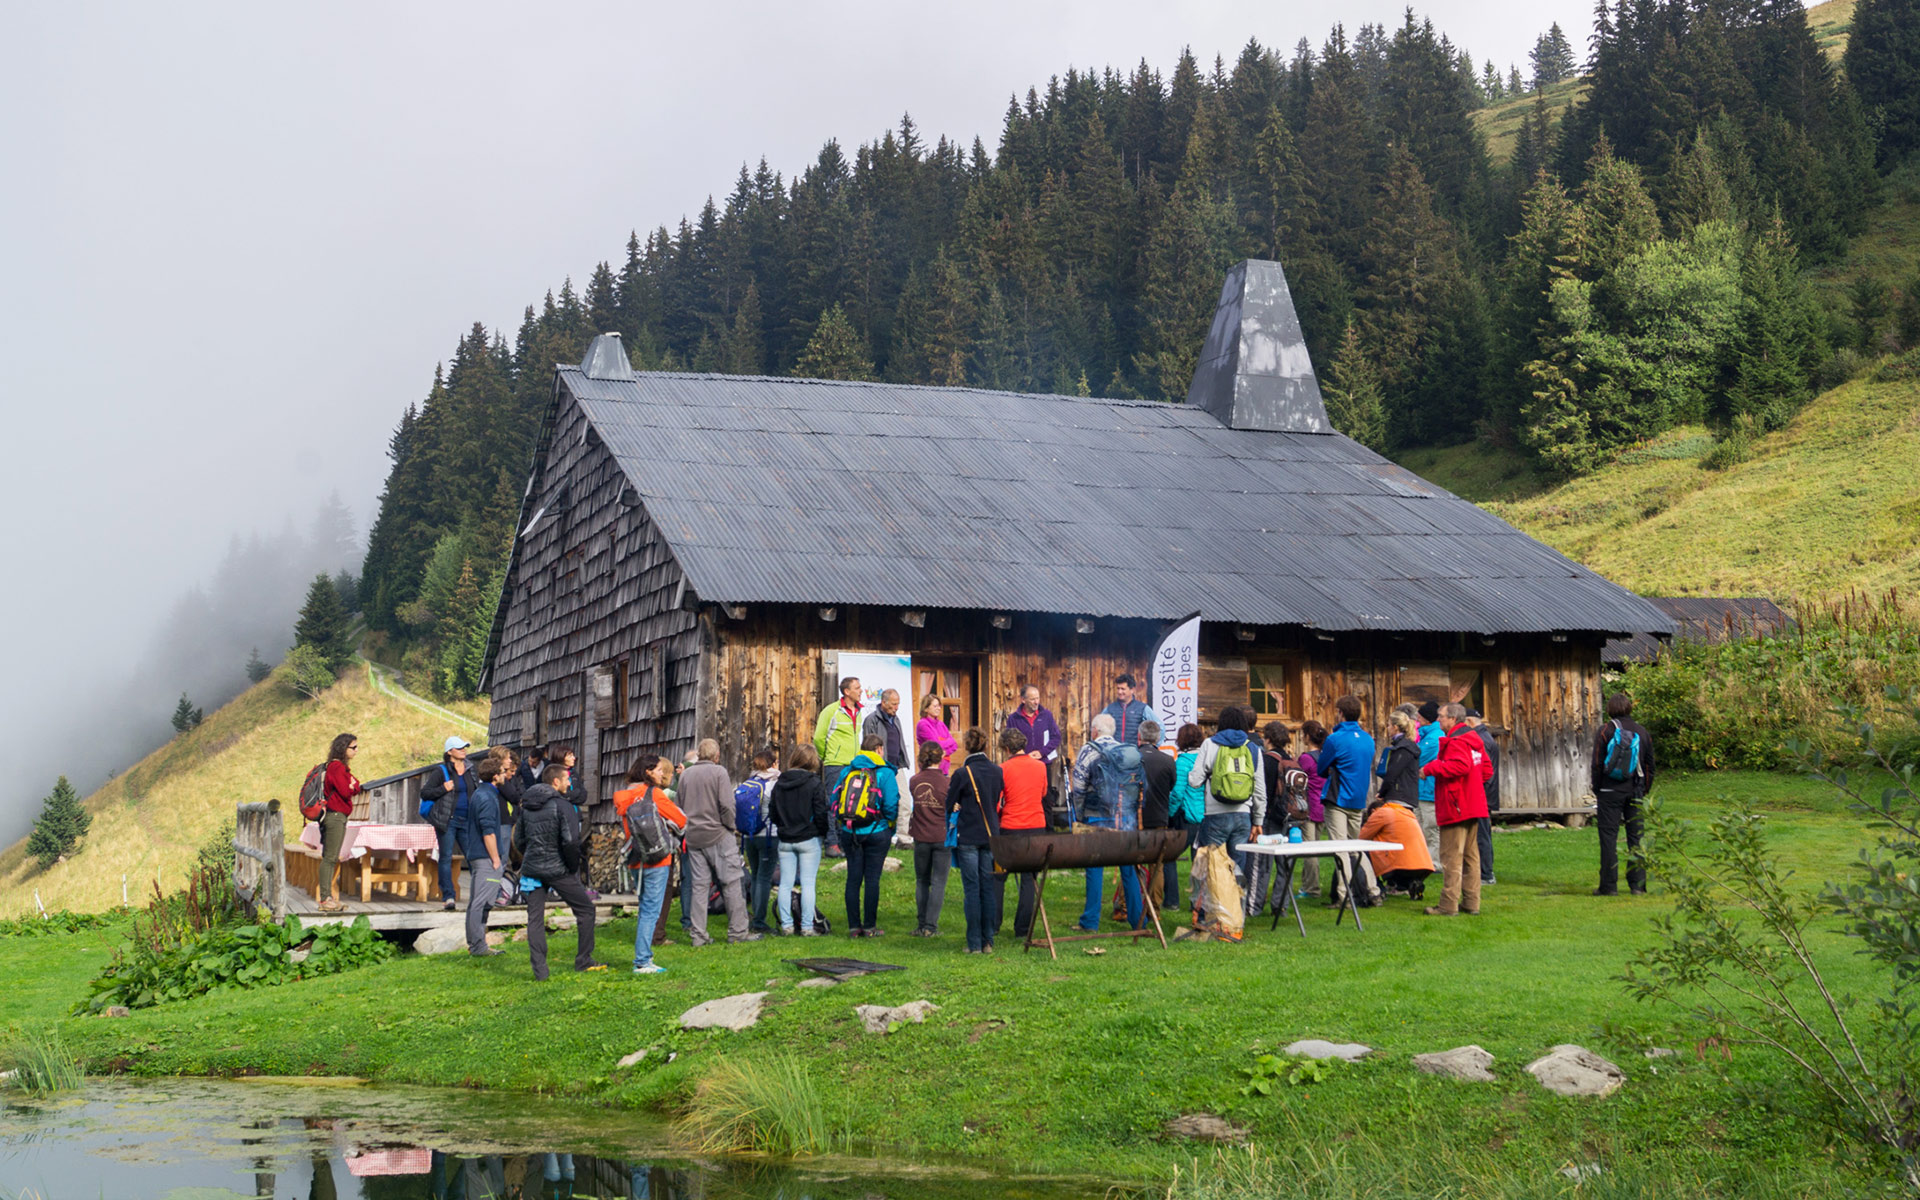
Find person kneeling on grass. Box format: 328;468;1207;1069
615;755;686;975
515;763;602;980
1358;795;1435;901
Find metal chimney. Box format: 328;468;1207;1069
1184;259;1331;433
580;331;635;382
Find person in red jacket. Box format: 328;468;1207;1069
318;732;362;912
1418;704;1490;917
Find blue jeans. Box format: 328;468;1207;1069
840;828;891;929
954;844;1002;951
632;864;670;968
1198;811;1254;883
744;835;779;930
435;823;458;901
1076;818;1141;930
778;837;824;931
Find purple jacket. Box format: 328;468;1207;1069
1006;704;1063;763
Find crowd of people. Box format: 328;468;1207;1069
307;672;1657;977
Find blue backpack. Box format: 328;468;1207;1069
734;778;773;837
1602;721;1642;784
1095;741;1145;830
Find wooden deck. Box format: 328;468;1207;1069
284;888;641;931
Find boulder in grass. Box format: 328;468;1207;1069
1284;1038;1372;1061
413;924;467;955
616;1048;649;1069
680;992;769;1032
854;1000;939;1034
1165;1113;1249;1143
1526;1044;1625;1097
1412;1045;1496;1082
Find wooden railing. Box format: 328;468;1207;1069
233;800;287;921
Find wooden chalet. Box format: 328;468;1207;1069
481;259;1674;846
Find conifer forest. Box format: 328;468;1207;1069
360;0;1910;699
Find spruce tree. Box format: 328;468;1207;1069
245;646;271;684
294;571;351;670
793;304;875;381
172;693;199;734
1529;24;1574;90
1323;322;1388;450
27;776;91;870
724;279;766;374
1727;215;1821;430
1843;0;1920;163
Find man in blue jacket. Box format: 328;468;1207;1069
1100;673;1152;748
1317;695;1378;905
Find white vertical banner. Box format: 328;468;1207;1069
1149;612;1202;752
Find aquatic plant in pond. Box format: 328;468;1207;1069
679;1054;848;1156
1;1026;82;1094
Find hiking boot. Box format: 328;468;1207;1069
442;900;458;912
1423;906;1457;916
867;927;885;938
731;933;764;944
1592;888;1618;896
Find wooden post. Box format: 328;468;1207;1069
265;798;286;922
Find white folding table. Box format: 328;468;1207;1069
1235;839;1402;935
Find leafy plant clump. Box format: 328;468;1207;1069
1239;1054;1335;1096
79;915;392;1013
0;911;118;938
1;1026;83;1095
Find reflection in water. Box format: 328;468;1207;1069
0;1079;1106;1200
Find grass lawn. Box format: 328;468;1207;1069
2;769;1898;1196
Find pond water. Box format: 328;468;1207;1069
0;1078;1115;1200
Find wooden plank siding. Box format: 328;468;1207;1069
487;388;701;821
692;607;1604;813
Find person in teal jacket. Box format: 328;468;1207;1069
835;738;900;936
1415;700;1444;866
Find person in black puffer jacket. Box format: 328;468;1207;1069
770;745;833;935
1377;711;1423;807
515;765;598;980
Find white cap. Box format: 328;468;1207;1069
444;735;472;753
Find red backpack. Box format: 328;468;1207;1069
297;763;329;821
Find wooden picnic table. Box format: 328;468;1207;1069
297;821;444;904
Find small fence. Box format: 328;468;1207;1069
233;800;287;921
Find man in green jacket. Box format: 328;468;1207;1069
814;676;864;793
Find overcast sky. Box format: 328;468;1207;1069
0;0;1603;821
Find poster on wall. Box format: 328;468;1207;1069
833;652;915;722
1148;612;1202;752
830;651;915;841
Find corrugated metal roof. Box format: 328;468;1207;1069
559;368;1675;636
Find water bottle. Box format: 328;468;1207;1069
1288;826;1303;844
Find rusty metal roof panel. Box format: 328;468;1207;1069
561;369;1673;635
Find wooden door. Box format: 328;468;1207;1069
914;657;979;734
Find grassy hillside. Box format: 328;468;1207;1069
1401;364;1920;598
0;666;490;919
1807;0;1856;61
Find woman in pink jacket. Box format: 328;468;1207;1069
915;694;959;774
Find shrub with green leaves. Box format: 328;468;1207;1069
78;915;392;1012
1620;595;1920;771
0;911;117;938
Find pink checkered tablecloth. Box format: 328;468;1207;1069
298;821;441;862
345;1147;433;1176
